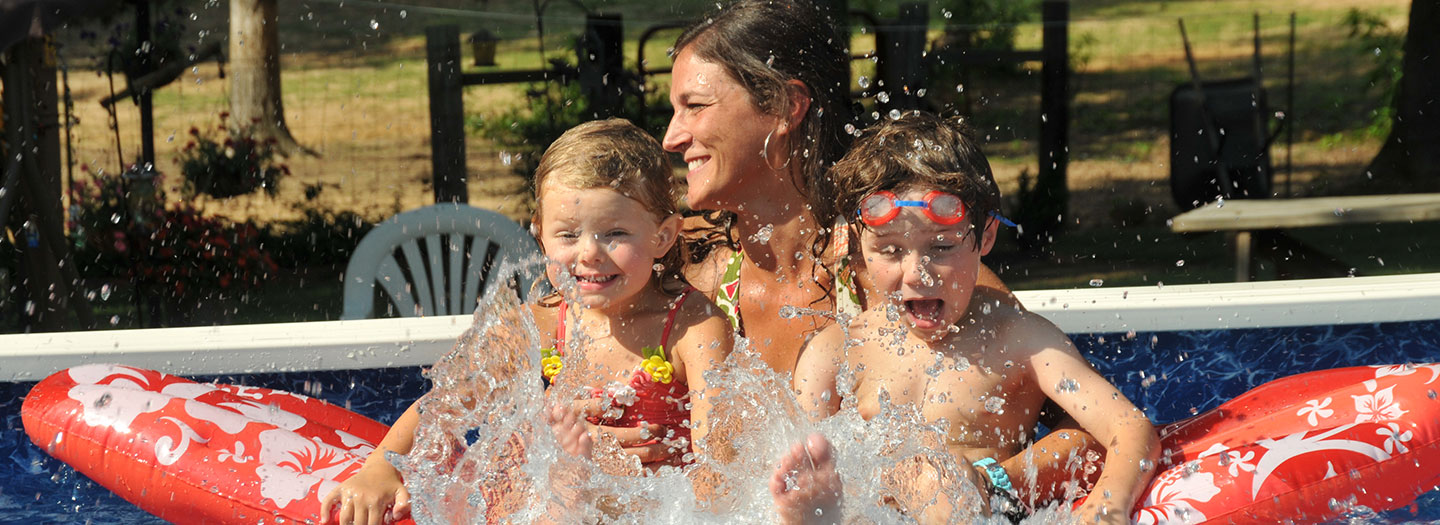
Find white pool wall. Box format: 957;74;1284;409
3;273;1438;382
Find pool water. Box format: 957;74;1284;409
3;319;1438;522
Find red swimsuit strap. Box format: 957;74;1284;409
552;287;695;356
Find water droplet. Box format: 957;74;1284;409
888;109;902;120
916;88;926;98
950;356;971;372
369;19;379;30
857;76;870;89
955;84;965;93
100;284;112;300
748;223;774;244
110;315;120;325
844;123;858;136
1215;196;1225;208
1055;378;1079;393
983;396;1005;414
652;263;664;272
876;91;890;103
399;10;407;18
1175;259;1185;267
1088;278;1104;287
110;213;122;224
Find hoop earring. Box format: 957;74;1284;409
761;128;794;172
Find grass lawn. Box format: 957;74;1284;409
6;0;1433;331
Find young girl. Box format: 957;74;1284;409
321;118;733;524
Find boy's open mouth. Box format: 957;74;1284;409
904;298;945;329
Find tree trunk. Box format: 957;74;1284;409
229;0;312;156
1366;0;1440;188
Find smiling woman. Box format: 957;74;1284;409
663;0;859;375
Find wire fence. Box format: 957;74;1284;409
48;0;1402;228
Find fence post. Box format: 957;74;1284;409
875;2;928;111
578;14;624;116
1035;0;1069;239
426;25;468;204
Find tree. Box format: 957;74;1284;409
229;0;311;156
1366;0;1439;188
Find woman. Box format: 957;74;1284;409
654;0;1104;508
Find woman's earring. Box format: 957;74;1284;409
761;127;793;171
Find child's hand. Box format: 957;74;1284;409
544;403;594;458
319;460;410;525
566;398;672;462
770;433;843;525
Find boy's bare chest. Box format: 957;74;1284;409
852;351;1043;446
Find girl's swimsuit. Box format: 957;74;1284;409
548;290;695;448
715;221;864;334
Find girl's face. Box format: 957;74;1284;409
536;182;680;311
662;46;781;211
857;188;997;341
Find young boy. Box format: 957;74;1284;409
775;112;1159;524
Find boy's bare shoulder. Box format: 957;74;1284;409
966;290;1073;358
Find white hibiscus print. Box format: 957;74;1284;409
255;429;361;509
1352;383;1407;424
218;441;254;464
1221;450;1256;478
1296;398;1333;426
1376;422;1413;454
1132;470;1222;524
1372;363;1440;385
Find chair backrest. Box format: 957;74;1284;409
341;204;541;319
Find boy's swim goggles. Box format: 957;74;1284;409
856;190;1018;228
858;190;966;226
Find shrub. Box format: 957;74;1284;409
69;167;278;313
177;112;290;198
472;62;671;189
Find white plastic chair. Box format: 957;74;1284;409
341;203;541;319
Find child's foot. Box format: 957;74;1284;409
770;433;843;525
544;403;594;458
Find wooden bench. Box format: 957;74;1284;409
1169;193;1440;281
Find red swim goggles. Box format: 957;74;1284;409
857;190;967;226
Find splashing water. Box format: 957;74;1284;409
393;259;999;523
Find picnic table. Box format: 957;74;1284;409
1169;193;1440;281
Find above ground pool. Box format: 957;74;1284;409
3;274;1438;523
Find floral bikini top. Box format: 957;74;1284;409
540;290;695;444
715;219;864;335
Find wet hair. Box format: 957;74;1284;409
532;118;687;294
673;0;857;261
828;112;1003;248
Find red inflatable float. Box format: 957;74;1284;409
21;362;1440;523
20;364;408;524
1129;362;1440;523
